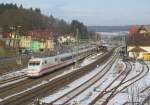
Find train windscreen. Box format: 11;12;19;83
29;61;41;66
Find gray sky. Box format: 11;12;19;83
0;0;150;26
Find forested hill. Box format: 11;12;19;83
0;3;89;38
88;26;131;32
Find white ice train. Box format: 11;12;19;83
26;47;95;77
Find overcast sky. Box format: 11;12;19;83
0;0;150;26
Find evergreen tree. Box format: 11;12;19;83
0;3;90;39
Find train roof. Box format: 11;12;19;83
29;47;95;60
29;57;54;61
29;58;43;61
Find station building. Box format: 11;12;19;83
127;25;150;60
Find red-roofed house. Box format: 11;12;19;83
8;30;54;51
128;25;150;60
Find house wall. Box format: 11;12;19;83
128;46;150;59
6;34;54;51
40;42;46;49
46;40;54;50
20;36;32;48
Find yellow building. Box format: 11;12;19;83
20;36;32;48
8;34;54;51
143;53;150;61
46;39;54;50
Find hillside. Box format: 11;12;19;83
88;26;131;32
0;3;89;39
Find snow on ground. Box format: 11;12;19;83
0;77;27;88
2;53;102;100
1;67;80;101
123;62;142;81
40;58;150;105
80;52;103;67
67;59;126;105
39;53;120;104
0;68;27;81
4;50;150;105
144;62;150;86
108;92;128;105
108;61;150;105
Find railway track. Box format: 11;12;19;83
87;61;132;105
0;49;114;105
0;50;94;86
92;61;149;105
0;52;94;93
138;62;150;105
0;58;81;98
0;74;26;85
108;61;149;105
140;86;150;93
47;49;118;105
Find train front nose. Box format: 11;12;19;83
26;70;40;77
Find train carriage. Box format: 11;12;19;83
26;47;96;77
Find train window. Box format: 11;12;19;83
45;61;47;64
61;56;72;61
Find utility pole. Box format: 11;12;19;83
125;34;128;57
57;41;60;64
75;28;79;68
16;26;22;65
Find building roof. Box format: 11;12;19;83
129;47;147;52
129;26;139;35
128;25;150;46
